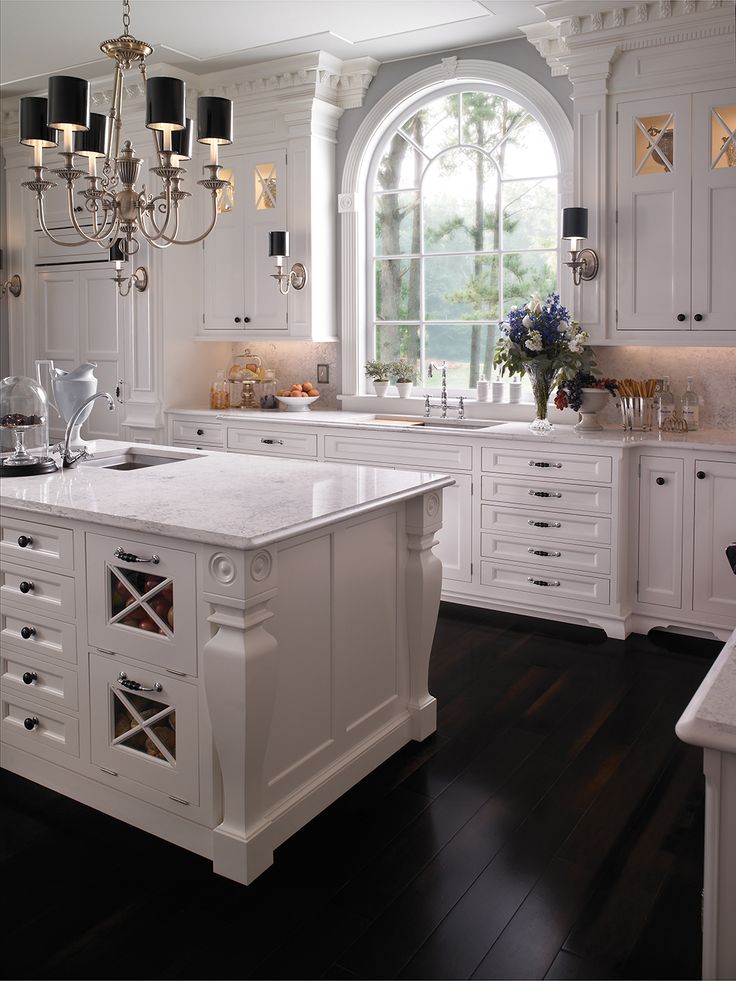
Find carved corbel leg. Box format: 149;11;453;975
404;489;444;741
203;548;278;884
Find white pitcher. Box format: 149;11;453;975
36;360;98;448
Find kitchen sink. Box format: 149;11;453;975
80;450;202;471
373;415;502;431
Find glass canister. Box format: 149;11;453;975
209;369;230;410
255;369;279;409
0;375;58;475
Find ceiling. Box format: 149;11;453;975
0;0;549;98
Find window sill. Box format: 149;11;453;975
337;394;580;425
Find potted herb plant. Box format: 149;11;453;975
365;361;391;397
390;359;418;398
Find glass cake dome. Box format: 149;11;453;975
0;375;57;474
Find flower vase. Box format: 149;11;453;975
524;363;557;433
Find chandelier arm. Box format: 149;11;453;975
135;215;176;249
36;197;104;248
67;185;118;243
158;191;220;245
137;182;176;241
141;195;178;238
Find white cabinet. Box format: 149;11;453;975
202;149;288;335
637;456;684;608
693;460;736;619
617;87;736;333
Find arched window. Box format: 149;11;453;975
340;61;573;397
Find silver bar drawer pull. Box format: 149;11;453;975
260;438;284;445
527;577;560;588
528;548;561;558
117;671;162;693
528;460;562;469
527;519;561;529
528;490;562;499
114;546;160;565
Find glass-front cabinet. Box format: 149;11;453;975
617;87;736;333
86;533;197;676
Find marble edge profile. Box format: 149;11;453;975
676;629;736;752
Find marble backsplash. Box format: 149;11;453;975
592;346;736;430
237;341;341;409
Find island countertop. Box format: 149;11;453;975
676;627;736;754
0;440;454;550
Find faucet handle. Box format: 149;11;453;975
458;396;465;419
424;395;431;417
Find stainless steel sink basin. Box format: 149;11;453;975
373;415;502;431
80;450;201;471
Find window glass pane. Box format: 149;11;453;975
254;163;276;210
425;324;494;389
375;258;421;321
502;179;557;250
710;106;736;169
423;148;499;254
502;252;557;312
501;116;557;178
425;254;499;322
401;94;460;159
375;133;426;191
374;191;420;256
462;92;525;154
634;114;675;175
375;323;420;365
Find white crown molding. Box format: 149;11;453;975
520;0;735;76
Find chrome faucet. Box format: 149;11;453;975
61;392;115;468
427;361;448;418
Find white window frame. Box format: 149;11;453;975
339;59;574;396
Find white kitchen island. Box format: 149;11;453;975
0;442;453;884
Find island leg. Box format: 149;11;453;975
203;548;279;885
405;490;444;742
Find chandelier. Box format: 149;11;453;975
17;0;234;267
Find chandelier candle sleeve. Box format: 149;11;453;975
19;97;58;168
74;113;111;177
160;117;194;165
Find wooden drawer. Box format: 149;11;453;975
2;694;80;760
481;504;612;545
481;476;612;514
481;446;613;483
170;418;223;446
227;427;318;459
480;561;611;606
324;434;472;472
1;605;78;664
481;533;612;576
0;562;76;620
1;515;74;572
86;533;197;676
1;648;79;712
90;653;199;805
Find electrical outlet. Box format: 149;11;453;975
317;364;330;385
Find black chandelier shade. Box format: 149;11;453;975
47;76;90;132
158;116;194;159
74;112;111;158
146;76;186;132
197;96;233;145
269;231;289;258
562;207;589;241
19;97;58;147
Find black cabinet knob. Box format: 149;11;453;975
676;314;687;322
196;429;204;436
23;717;39;730
17;535;33;548
697;471;706;480
693;314;703;322
19;580;34;594
22;671;37;685
656;477;665;486
74;205;83;213
234;316;241;323
20;626;36;640
243;316;251;323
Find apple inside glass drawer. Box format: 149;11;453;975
86;534;197;676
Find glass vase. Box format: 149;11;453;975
524;362;558;433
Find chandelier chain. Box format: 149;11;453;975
122;0;130;36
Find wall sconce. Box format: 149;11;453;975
562;207;599;286
1;274;22;298
268;231;308;295
111;238;148;297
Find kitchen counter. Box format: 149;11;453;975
0;439;453;550
677;627;736;754
167;407;736;453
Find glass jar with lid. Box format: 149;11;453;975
1;375;58;476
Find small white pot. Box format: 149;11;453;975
575;387;610;431
508;379;523;404
395;382;413;398
372;380;390;397
491;381;505;402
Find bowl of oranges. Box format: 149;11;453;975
276;381;321;411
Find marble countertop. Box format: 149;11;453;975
167;407;736;453
677;627;736;753
0;441;453;550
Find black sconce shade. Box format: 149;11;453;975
269;231;289;258
159;117;194;159
562;207;589;240
19;97;58;147
197;96;233;145
74;112;110;157
111;238;127;262
47;76;90;132
146;77;186;132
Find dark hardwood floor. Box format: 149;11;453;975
0;605;721;981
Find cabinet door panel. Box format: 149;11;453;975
637;456;683;608
693;460;736;618
202;152;245;331
242;149;288;332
